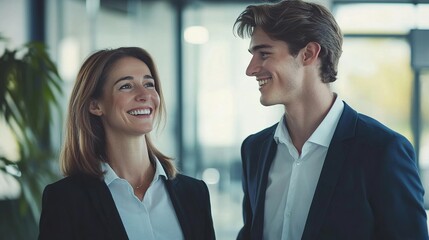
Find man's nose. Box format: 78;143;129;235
246;56;259;76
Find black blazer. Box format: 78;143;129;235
237;102;428;240
38;173;215;240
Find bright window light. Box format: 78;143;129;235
184;26;209;44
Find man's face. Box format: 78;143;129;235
246;27;305;107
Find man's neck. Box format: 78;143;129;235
284;91;336;154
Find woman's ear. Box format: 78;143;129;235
302;42;321;65
89;99;103;116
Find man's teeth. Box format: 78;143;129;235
258;78;270;86
128;109;150;116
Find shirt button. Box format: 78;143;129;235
296;161;301;166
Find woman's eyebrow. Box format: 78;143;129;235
144;75;154;80
114;75;154;85
114;76;132;85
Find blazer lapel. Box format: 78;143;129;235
301;103;357;240
163;178;193;240
252;128;278;239
84;176;129;240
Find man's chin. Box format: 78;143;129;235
260;98;274;106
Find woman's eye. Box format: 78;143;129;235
144;82;155;88
119;83;132;89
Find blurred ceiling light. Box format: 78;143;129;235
202;168;220;185
59;37;80;82
184;26;209;44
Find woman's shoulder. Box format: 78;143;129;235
169;174;209;193
43;174;104;197
167;174;212;207
172;174;205;186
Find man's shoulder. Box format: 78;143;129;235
247;123;278;140
243;123;278;145
343;103;411;145
355;112;406;141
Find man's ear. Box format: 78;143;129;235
302;42;321;65
89;99;103;116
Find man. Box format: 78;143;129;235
233;0;428;239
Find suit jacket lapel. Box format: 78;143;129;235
301;103;357;240
84;176;129;240
253;128;278;239
163;177;193;240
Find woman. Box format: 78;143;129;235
38;47;215;240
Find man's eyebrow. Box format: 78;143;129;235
248;44;272;54
114;75;154;85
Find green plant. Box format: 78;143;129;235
0;35;63;238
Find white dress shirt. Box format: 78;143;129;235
263;96;344;240
102;158;184;240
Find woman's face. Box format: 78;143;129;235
89;56;160;138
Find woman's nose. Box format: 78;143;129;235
135;87;149;101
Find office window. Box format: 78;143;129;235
0;0;28;200
420;70;429;206
335;3;429;34
335;38;413;140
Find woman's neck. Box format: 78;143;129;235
105;134;154;200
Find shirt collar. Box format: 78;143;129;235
101;156;168;186
102;162;118;186
308;95;344;147
274;116;292;146
274;94;344;148
153;156;168;181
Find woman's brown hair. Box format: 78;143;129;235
60;47;177;179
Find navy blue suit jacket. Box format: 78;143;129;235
237;102;428;240
38;173;215;240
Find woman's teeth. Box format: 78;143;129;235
128;109;150;116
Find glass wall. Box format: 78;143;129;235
335;38;413;140
0;0;27;48
0;0;28;200
420;70;429;206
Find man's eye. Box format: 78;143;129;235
119;83;132;89
261;52;269;58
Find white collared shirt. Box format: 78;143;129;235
263;96;344;240
102;158;183;240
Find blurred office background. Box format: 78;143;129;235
0;0;428;239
